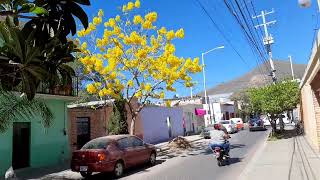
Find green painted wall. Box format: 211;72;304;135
0;98;71;175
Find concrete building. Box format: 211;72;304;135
68;101;184;150
0;83;78;175
163;96;206;130
300;30;320;152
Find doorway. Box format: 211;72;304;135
12;122;30;169
76;117;90;149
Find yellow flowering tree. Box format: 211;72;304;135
77;0;202;135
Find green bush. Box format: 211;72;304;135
107;98;128;135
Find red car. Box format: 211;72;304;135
71;135;157;178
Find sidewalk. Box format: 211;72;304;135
239;134;320;180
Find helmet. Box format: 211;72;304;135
213;123;221;130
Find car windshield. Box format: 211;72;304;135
220;121;230;124
81;138;111;150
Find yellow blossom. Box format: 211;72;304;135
127;2;134;11
158;27;167;34
126;21;131;26
175;28;184;39
122;5;127;12
165;100;171;107
133;15;143;25
166;30;175;41
98;9;104;17
145;83;152;91
81;42;87;49
93;17;101;25
87;84;97;94
145;12;157;22
128;80;134;87
108;18;116;27
160;92;165;99
115;15;121;22
135;90;142;98
110;72;117;79
135;0;140;8
142;20;153;29
98;90;104;97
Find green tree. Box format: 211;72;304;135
107;98;128;135
248;80;300;133
231;90;252;122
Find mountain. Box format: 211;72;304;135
201;60;307;96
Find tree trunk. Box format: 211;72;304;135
279;115;285;132
270;118;277;135
130;116;136;135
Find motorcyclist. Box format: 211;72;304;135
208;124;230;157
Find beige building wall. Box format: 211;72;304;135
301;84;319;151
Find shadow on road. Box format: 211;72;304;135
84;160;166;180
230;144;246;149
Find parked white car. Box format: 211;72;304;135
219;120;237;134
261;113;291;126
261;115;271;126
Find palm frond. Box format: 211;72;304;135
0;90;53;133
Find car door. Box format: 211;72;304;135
129;136;149;164
117;137;136;168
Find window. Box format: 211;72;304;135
220;121;230;124
130;137;144;147
81;138;110;150
117;138;130;149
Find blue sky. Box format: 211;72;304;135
80;0;318;98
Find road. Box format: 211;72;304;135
82;128;270;180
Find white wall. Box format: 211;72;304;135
213;103;223;121
140;106;184;144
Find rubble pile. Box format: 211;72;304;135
168;136;192;149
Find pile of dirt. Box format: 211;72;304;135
168;136;192;149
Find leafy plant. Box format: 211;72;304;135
108;98;128;135
0;0;90;100
0;89;53;133
0;21;47;100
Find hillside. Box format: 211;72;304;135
201;60;307;96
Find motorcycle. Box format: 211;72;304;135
212;140;230;166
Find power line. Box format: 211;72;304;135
195;0;251;69
223;0;270;82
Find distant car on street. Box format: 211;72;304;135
203;126;215;139
219;120;237;134
249;118;266;131
230;118;244;130
71;135;156;178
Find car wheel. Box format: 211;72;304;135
113;161;124;178
149;152;156;166
242;127;244;130
80;171;92;178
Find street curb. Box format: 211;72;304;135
237;130;271;180
156;137;204;153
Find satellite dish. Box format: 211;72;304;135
298;0;311;8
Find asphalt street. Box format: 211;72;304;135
84;128;270;180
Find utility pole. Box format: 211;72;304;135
190;87;193;98
253;9;277;83
289;55;295;80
